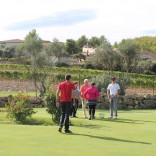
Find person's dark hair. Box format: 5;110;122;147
111;77;116;81
91;82;96;86
65;74;71;81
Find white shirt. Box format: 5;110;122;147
107;83;120;95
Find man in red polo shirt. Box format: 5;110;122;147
56;74;75;133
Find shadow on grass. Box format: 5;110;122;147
119;109;154;113
17;118;54;126
119;118;156;124
72;124;105;129
96;118;156;124
96;118;143;124
65;133;151;145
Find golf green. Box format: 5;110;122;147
0;109;156;156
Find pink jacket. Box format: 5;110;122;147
83;86;100;100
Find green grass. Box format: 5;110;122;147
0;108;156;156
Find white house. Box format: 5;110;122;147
82;47;96;56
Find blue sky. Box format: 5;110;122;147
6;9;96;30
0;0;156;44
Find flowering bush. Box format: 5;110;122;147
5;93;36;122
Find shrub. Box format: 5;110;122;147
83;63;95;69
151;62;156;73
55;62;70;67
5;93;36;122
45;86;61;123
143;70;155;75
90;72;130;95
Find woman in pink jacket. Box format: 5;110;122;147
83;83;100;120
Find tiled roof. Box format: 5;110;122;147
0;39;24;43
0;39;51;44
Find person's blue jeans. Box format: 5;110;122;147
109;95;118;117
59;102;72;130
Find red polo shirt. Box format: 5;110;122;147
80;84;90;98
58;81;75;102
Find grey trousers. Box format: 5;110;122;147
109;95;118;117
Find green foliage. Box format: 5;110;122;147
87;35;108;48
1;46;15;58
88;36;101;48
72;53;86;61
45;87;61;123
24;29;43;54
83;63;95;69
150;62;156;73
77;35;88;50
114;36;156;53
0;64;155;89
55;62;70;67
133;36;156;52
0;70;32;80
90;37;116;72
65;39;79;54
118;39;139;72
20;29;50;96
136;59;152;73
5;93;36;122
143;70;155;75
47;39;66;64
90;72;111;91
90;72;130;95
129;73;155;88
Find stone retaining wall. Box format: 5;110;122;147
1;95;156;109
97;94;156;109
0;96;45;108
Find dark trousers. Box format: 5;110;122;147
70;99;78;117
59;102;72;130
89;105;96;117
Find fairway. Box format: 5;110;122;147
0;109;156;156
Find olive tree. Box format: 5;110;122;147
65;39;79;55
77;35;88;51
16;29;48;96
88;37;131;95
46;38;66;65
90;36;118;73
118;39;140;73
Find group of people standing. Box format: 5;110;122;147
56;74;120;133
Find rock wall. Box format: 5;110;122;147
97;94;156;109
1;94;156;109
0;96;45;108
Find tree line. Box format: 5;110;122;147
0;29;156;76
0;29;156;96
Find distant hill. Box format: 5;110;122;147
132;36;156;53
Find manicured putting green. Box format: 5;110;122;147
0;109;156;156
